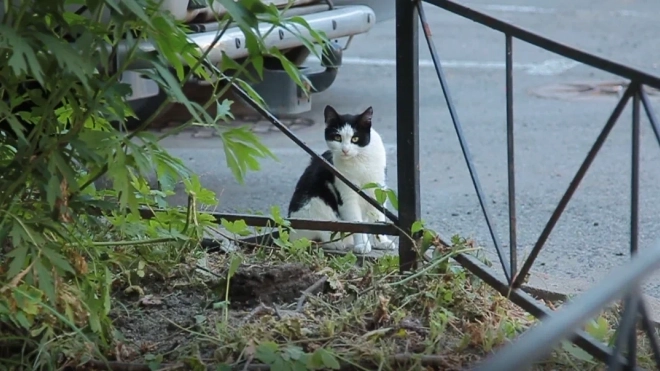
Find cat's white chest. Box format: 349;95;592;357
334;158;386;195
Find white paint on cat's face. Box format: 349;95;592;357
326;124;361;158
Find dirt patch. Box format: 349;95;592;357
77;245;643;371
226;263;318;307
109;262;320;363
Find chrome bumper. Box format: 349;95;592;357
134;5;375;65
120;5;376;101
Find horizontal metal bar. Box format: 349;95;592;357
424;0;660;90
229;84;400;225
472;239;660;371
138;208;399;235
453;252;618;365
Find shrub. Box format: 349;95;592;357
0;0;326;367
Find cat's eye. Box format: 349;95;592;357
351;136;359;143
333;135;341;141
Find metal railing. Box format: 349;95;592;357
474;240;660;370
139;0;660;368
401;0;660;368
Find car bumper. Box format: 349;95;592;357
125;5;375;67
119;5;376;101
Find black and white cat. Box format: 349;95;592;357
286;105;396;254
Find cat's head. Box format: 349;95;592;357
323;105;373;159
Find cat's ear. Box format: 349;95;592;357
357;106;373;130
324;105;340;126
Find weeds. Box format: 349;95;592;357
0;0;329;368
0;1;657;370
90;235;533;370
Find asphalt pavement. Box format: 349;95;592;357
159;0;660;297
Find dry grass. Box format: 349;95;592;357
43;237;660;370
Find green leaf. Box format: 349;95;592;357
103;266;112;315
422;230;435;250
6;245;29;278
585;316;610;342
35;259;56;304
241;0;271;14
272;358;292;371
316;348;340;370
216;0;259;29
14;311;32;329
213;301;228;310
374;188;387;205
270;205;290;227
560;340;595;363
411;221;425;235
46;175;61;209
215;99;234;123
361;182;381;190
292;360;308;371
219;53;241;73
194;315;207;325
41;246;75;274
270;48;308;94
228;254;242;278
0;24;44;83
221;219;251;236
120;0;152;24
308;350;325;369
52;151;80;192
256;341;279;364
236;79;268;110
285;346;304;361
386;189;399;210
151;16;185;81
251;53;264;80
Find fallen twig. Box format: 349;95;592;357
194;264;224;278
76;360;186;371
388;247;480;287
241;354;255;371
233;364;269;371
75;351;457;371
0;261;34;293
240;303;274;325
390;353;454;368
295;275;328;312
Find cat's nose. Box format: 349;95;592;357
342;149;349;155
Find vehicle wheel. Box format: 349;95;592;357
113;89;169;131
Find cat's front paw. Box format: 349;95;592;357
322;240;349;251
352;240;372;254
372;235;396;250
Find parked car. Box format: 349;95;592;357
0;1;393;131
117;0;395;128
